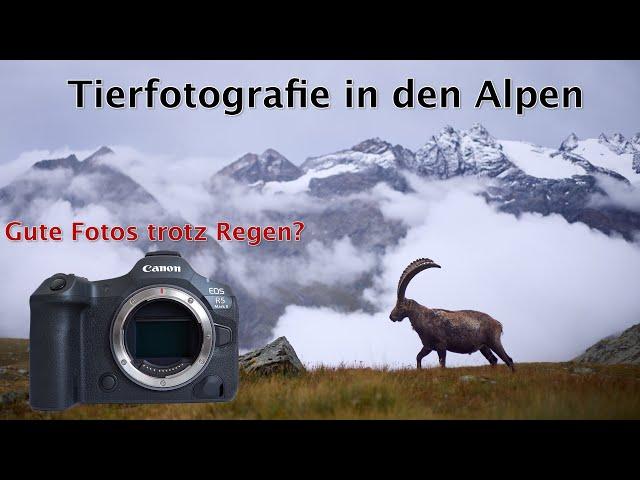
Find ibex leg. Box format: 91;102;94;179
436;349;446;368
489;341;515;372
479;346;498;366
416;346;431;369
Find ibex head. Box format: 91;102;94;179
389;258;440;322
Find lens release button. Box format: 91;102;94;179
50;277;66;291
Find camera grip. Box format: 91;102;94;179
29;276;91;411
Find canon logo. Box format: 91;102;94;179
142;265;181;273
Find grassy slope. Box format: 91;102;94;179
2;338;640;420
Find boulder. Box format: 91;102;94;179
239;336;305;375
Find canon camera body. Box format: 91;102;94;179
29;250;238;411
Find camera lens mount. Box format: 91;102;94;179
111;286;214;390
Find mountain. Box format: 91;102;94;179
217;148;302;184
297;138;413;195
573;323;640;365
0;147;182;229
558;132;639;181
409;124;514;179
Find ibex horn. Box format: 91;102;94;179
397;258;441;300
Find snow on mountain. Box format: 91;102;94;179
262;163;359;194
293;138;413;195
559;132;579;152
301;138;412;173
630;133;640;175
569;136;638;181
410;124;514;179
501;140;586;179
599;133;636;155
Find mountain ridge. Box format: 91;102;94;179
211;124;640;239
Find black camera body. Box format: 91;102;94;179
29;251;238;411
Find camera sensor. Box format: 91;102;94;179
111;286;214;390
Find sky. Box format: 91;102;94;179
0;60;639;168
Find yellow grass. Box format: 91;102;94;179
2;339;639;420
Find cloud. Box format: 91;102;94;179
93;147;323;226
590;174;640;213
0;147;98;188
224;236;376;298
94;146;230;223
273;177;640;367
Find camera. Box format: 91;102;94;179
29;250;238;411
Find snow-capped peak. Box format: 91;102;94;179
433;125;461;149
410;124;511;179
563;133;638;180
351;137;393;154
559;133;579;151
466;122;495;144
598;133;636;155
300;137;410;173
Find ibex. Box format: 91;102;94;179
390;258;515;371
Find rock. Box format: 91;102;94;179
239;336;305;375
0;390;28;405
574;323;640;365
459;375;496;384
17;368;28;376
570;366;595;375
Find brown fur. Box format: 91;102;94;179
390;259;515;371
